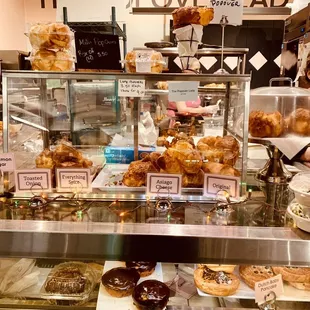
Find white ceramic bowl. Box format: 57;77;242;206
287;200;310;233
289;172;310;206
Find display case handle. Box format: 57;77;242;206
269;77;293;87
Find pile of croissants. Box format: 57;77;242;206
122;133;240;188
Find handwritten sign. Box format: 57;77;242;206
168;81;198;102
118;79;145;97
15;169;51;193
146;173;182;197
75;32;121;70
210;0;244;26
203;174;240;199
56;169;91;193
0;153;15;171
255;274;284;305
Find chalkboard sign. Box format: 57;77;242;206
75;32;121;70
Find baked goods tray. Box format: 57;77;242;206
92;164;203;193
196;269;310;302
97;261;163;310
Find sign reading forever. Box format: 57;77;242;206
0;153;15;171
56;169;91;193
168;81;199;102
118;79;146;97
255;274;284;305
204;174;240;199
146;173;182;197
15;169;51;193
75;32;121;70
210;0;244;26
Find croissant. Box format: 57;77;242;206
202;162;240;177
182;169;204;188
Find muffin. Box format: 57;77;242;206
101;267;140;298
126;262;157;277
132;280;170;310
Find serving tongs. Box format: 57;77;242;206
10;115;49;132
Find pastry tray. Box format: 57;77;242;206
40;262;96;301
196;268;310;302
96;261;163;310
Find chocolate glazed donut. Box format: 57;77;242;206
126;262;157;277
101;267;140;298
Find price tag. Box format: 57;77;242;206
0;153;15;171
136;51;152;73
15;169;52;193
118;79;145;97
255;274;284;305
56;169;91;193
168;81;199;102
146;173;182;197
210;0;244;26
203;174;240;199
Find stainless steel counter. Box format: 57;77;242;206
0;220;309;266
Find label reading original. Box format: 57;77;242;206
204;174;240;199
15;169;51;193
168;81;199;102
56;169;91;193
118;79;145;97
255;274;284;305
147;173;182;197
0;153;15;171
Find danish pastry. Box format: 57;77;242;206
201;265;236;274
272;266;310;283
194;266;240;296
249;110;284;138
289;282;310;291
172;6;214;28
239;266;274;289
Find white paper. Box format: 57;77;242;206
135;50;152;73
15;169;52;193
0;153;15;171
258;135;310;160
204;173;240;199
56;169;92;193
210;0;244;26
118;79;145;97
146;173;182;197
255;274;284;305
168;81;199;102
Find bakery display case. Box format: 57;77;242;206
2;70;310;310
2;70;250;200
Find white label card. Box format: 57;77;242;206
210;0;244;26
0;153;15;171
168;81;199;102
15;169;52;193
136;51;152;73
203;174;240;199
255;274;284;305
118;79;145;97
56;169;91;193
146;173;182;197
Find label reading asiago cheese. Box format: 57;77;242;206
146;173;182;197
203;173;240;199
15;169;51;192
56;169;91;193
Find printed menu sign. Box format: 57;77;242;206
146;173;182;197
203;174;240;199
255;274;284;305
118;79;145;97
0;153;15;171
168;81;199;102
56;169;91;193
75;32;121;70
210;0;244;26
15;169;51;193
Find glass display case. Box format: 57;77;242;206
1;71;310;310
